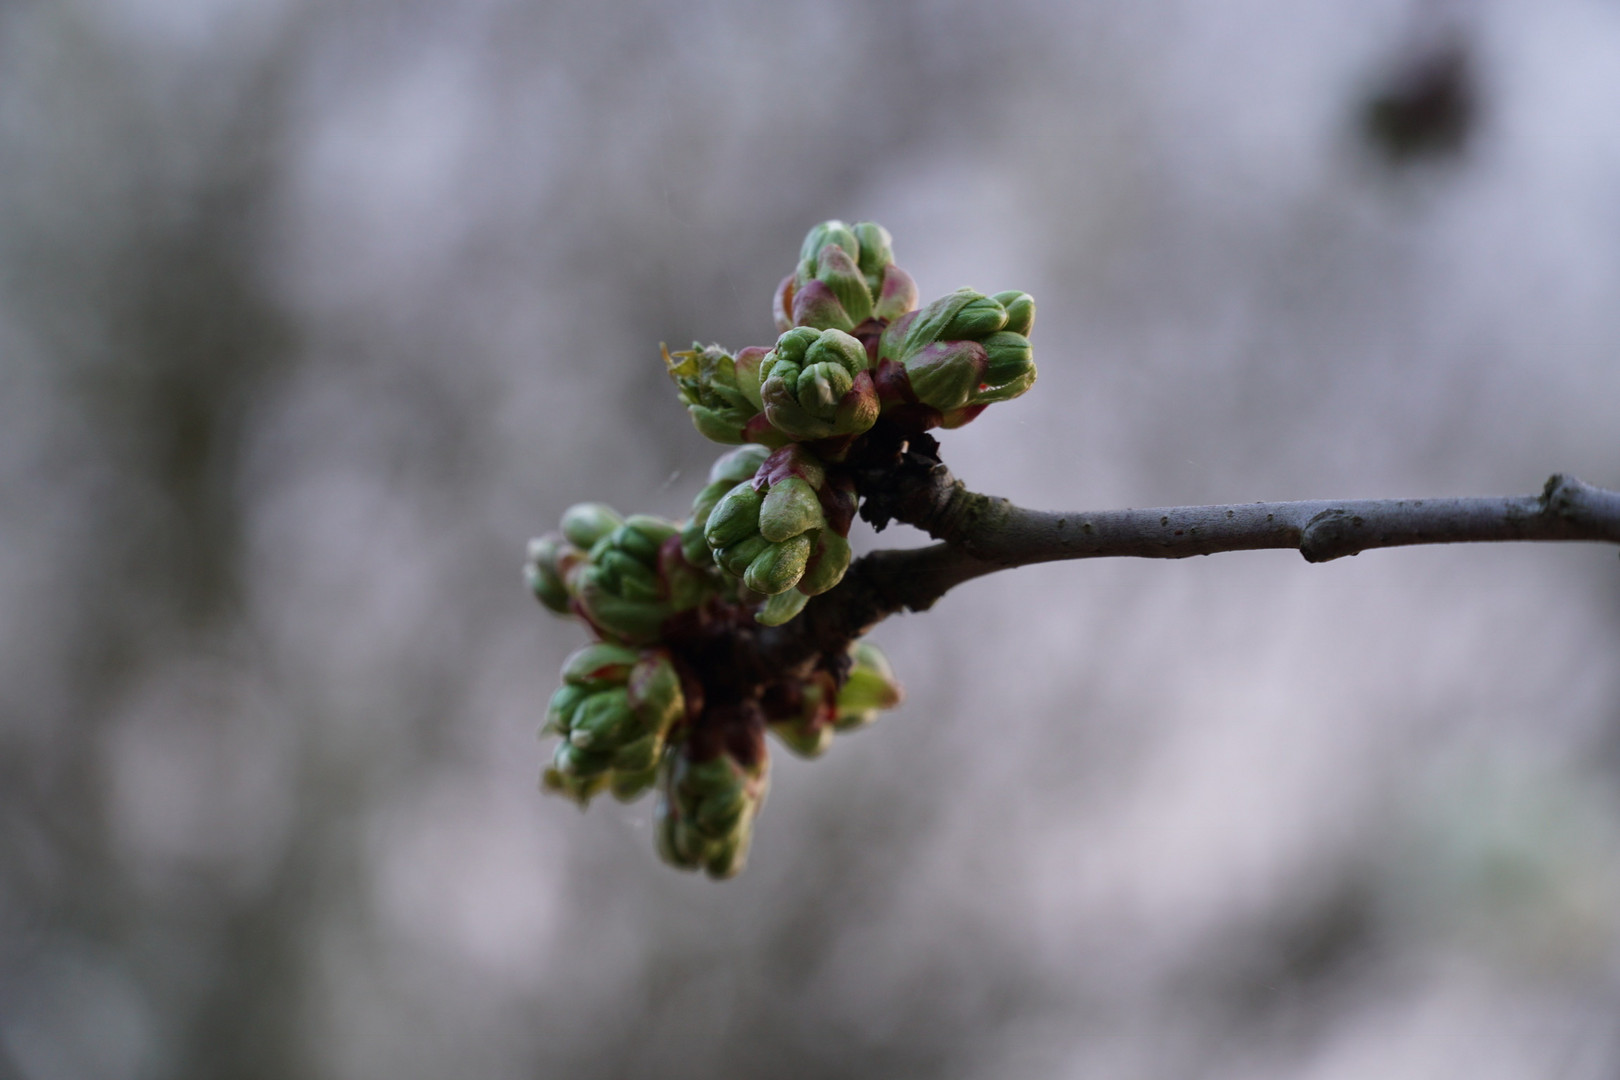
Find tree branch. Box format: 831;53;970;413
750;462;1620;675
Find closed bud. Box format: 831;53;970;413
992;290;1035;336
814;243;872;327
709;443;772;486
942;293;1008;338
611;733;662;776
776;219;917;334
561;503;623;550
684;445;773;567
759;477;826;543
699;445;851;614
609;765;659;803
903;340;986;412
560;642;641;690
756;589;810;626
835;641;904;731
764;670;838;759
663;342;779;447
705;483;765;550
654;729;771;879
542;766;608;807
799;221;862;278
627;651;685;733
545;683;591;736
559;508;713;645
760;327;879;441
872;264;919;323
715;534;773;579
568;688;634;749
524;534;576;614
877;286;1039;430
851;221;894;289
796;531;851;596
541;647;687;808
743;533;812;595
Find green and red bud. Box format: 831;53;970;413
875;288;1038;431
758;326;879;442
542;645;688;806
682;445;773;567
762;640;903;757
654;708;770;879
774;219;919;334
525;533;582;614
663;342;783;447
568;511;715;645
834;641;904;731
701;445;855;617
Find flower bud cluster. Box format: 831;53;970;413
773;220;919;335
875;288;1037;431
763;642;905;758
542;643;686;805
700;444;857;626
666;220;1038;453
526;504;712;645
662;343;782;447
655;717;770;879
525;218;1048;877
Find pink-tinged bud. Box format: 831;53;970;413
813;243;872;327
790;279;857;334
874;286;1038;431
872;265;919;323
773;274;796;333
904;340;987;412
774;219;918;334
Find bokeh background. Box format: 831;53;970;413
4;0;1620;1077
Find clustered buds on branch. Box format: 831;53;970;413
526;220;1037;877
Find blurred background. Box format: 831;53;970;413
3;0;1620;1076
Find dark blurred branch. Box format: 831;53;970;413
753;466;1620;672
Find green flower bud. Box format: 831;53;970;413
872;262;920;324
608;763;659;803
759;477;826;543
700;445;853;613
768;718;833;758
570;511;713;645
796;531;852;596
710;444;775;487
993;290;1036;336
655;726;770;879
541;647;689;807
715;533;774;579
544;683;592;736
775;220;919;333
568;687;634;749
705;483;766;550
798;221;862;279
763;670;838;758
756;589;810;627
525;534;576;614
851;222;893;290
561;503;623;550
663;343;781;446
834;641;904;731
903;340;985;412
611;733;662;775
758;327;879;442
876;287;1038;430
560;642;641;690
683;445;773;566
743;533;812;595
